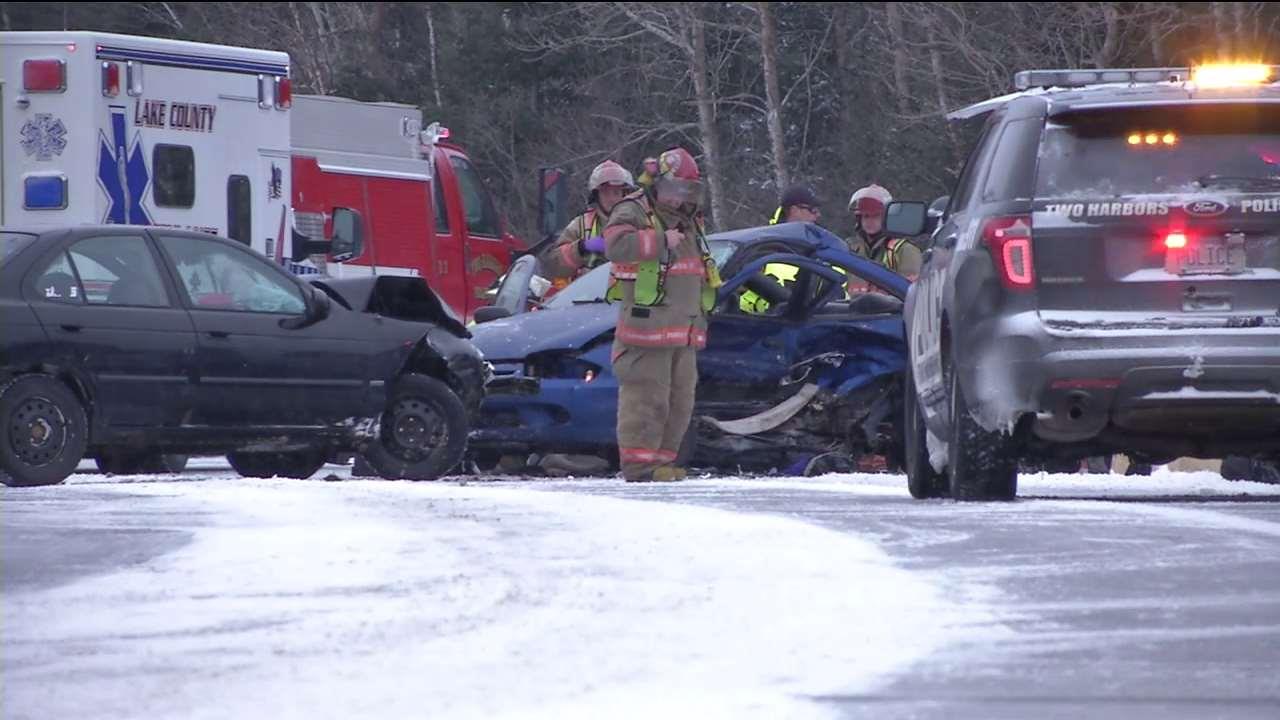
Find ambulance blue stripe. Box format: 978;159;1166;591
95;45;288;76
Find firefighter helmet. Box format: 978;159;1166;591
656;147;703;204
848;184;893;216
587;160;635;193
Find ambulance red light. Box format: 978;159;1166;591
438;126;450;139
101;62;120;97
1164;232;1188;249
274;76;292;109
23;59;66;92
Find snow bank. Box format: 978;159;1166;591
3;478;988;720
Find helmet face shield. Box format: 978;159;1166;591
854;196;886;218
657;176;703;206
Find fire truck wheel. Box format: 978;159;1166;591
360;374;468;481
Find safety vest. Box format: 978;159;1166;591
606;199;722;311
739;262;798;313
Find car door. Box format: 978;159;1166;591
701;254;845;412
153;232;369;427
908;113;1004;424
24;230;197;430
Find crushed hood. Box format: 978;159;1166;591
470;304;616;360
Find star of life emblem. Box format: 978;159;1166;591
20;114;68;161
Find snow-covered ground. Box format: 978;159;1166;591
6;464;1278;719
3;471;998;720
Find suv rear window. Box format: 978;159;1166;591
1036;104;1280;197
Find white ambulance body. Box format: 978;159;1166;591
1;31;298;263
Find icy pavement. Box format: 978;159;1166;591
2;471;998;720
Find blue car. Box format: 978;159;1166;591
468;222;911;473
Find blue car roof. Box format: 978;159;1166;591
708;221;911;297
708;221;848;253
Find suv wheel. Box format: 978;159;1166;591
228;448;328;479
359;374;467;480
946;364;1017;501
0;375;88;488
904;366;947;499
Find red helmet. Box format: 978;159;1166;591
656;147;703;204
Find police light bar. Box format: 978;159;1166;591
1014;67;1190;91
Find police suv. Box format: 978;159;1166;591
888;64;1280;500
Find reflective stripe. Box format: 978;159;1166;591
620;448;678;464
559;242;580;269
638;229;657;259
612;261;638;280
667;257;705;276
616;325;707;348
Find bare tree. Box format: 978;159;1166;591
756;1;788;191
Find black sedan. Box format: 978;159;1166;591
0;226;487;487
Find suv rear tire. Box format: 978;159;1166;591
947;365;1018;501
360;374;468;480
905;366;948;499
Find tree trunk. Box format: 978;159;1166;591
426;3;444;109
1094;3;1120;68
757;1;789;191
689;10;727;229
885;2;911;116
926;15;960;171
1212;2;1233;56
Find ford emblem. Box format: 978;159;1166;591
1185;199;1228;217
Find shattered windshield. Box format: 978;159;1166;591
1036;104;1280;197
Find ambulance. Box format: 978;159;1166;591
1;31;304;267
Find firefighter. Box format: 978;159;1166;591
740;184;822;312
768;184;822;225
539;160;636;287
604;147;721;482
635;156;660;189
846;184;924;283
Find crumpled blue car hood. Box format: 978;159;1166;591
471;303;615;360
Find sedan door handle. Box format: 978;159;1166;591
207;330;231;339
59;324;82;333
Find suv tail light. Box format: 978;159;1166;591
23;59;66;92
981;214;1035;290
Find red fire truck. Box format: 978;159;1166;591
290;94;522;320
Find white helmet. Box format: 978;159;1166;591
588;160;635;194
848;184;893;215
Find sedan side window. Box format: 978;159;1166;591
158;235;306;315
31;252;84;304
67;235;170;307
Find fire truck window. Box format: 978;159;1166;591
227;176;251;245
434;161;450;234
449;156;499;237
154;145;196;208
